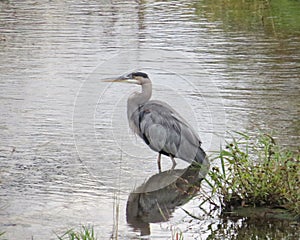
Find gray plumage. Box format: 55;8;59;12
104;72;209;170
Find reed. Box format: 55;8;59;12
56;225;97;240
203;132;300;218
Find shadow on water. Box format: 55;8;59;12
125;159;300;239
126;163;208;236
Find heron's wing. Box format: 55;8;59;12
131;100;202;161
147;100;201;139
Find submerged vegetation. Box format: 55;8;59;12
203;132;300;219
0;232;6;240
193;0;300;35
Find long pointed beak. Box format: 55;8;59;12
102;75;139;84
102;75;128;83
102;79;125;83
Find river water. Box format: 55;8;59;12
0;0;299;239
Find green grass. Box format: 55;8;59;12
203;132;300;218
171;227;184;240
56;225;97;240
0;232;6;240
172;231;184;240
193;0;300;35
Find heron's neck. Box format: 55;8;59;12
138;81;152;105
127;81;152;119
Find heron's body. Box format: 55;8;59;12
105;72;209;170
129;100;206;165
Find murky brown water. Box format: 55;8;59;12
0;0;299;239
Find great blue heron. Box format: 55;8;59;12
104;72;208;171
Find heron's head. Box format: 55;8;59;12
103;72;150;85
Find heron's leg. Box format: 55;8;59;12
170;155;177;170
157;153;162;172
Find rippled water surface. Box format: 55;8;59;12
0;0;299;239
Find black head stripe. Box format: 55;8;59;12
132;72;148;78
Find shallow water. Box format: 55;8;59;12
0;0;299;239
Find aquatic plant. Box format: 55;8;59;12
56;225;97;240
172;229;184;240
0;232;6;240
193;0;300;35
203;132;300;218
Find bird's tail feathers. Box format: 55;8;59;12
194;146;208;165
191;146;210;178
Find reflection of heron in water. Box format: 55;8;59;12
126;163;208;236
104;72;209;171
